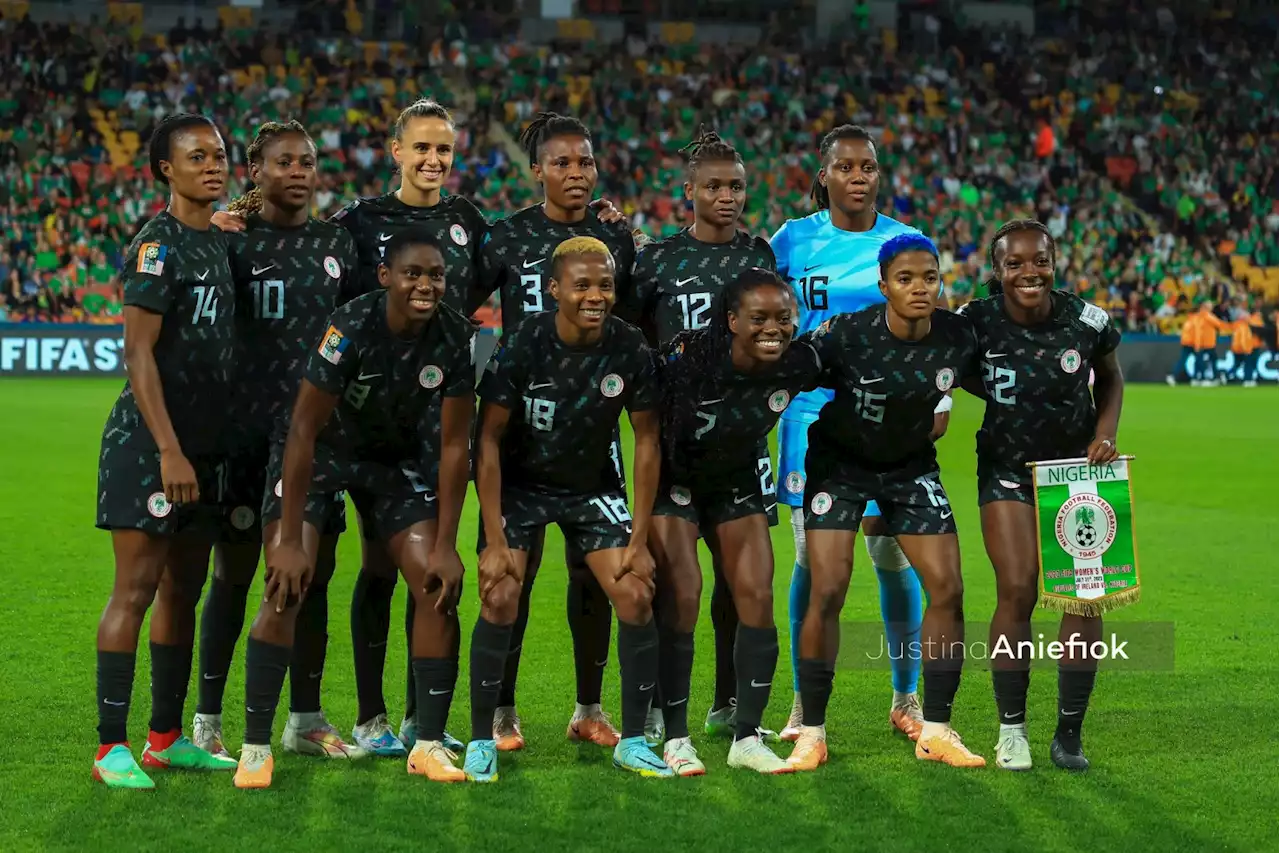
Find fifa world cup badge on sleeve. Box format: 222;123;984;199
1030;456;1141;616
137;242;167;276
319;325;349;365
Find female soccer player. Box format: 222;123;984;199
651;268;819;776
234;232;475;788
771;125;934;742
959;220;1123;771
180;120;362;761
464;112;638;752
465;236;671;781
787;233;985;772
218;99;484;755
630;127;778;740
92;114;239;788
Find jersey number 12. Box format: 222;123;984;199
677;293;712;330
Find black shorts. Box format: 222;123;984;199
803;462;957;536
755;439;781;528
479;486;633;557
261;443;431;542
654;464;770;531
95;441;222;537
976;461;1034;507
218;445;347;543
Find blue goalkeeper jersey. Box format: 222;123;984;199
770;210;923;420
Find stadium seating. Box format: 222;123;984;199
0;7;1273;331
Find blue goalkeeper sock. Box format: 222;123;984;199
875;566;924;694
788;561;811;693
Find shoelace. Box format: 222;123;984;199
495;709;521;732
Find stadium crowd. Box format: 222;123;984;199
0;6;1274;339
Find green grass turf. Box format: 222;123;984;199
0;380;1275;852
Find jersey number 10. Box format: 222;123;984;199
250;280;286;320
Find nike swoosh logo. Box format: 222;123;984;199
202;673;223;681
594;659;608;667
666;698;688;707
247;707;265;714
529;382;554;390
750;679;770;688
675;276;698;287
379;232;392;241
423;495;437;503
1061;709;1081;716
1002;712;1020;720
103;699;126;706
309;671;323;679
252;264;277;275
941;510;953;519
357;372;382;380
699;398;724;405
428;688;451;695
482;680;501;688
734;494;753;505
369;640;387;648
196;270;208;280
859;377;884;384
639;682;655;692
985;350;1006;359
804;262;822;271
523;258;544;269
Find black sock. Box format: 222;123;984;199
288;584;328;714
243;637;291;746
148;642;193;734
1055;667;1097;750
992;668;1030;726
733;625;778;740
97;650;136;745
412;657;457;743
350;571;396;725
196;576;251;715
568;569;612;706
498;571;534;707
797;658;834;727
922;661;963;724
710;572;738;711
657;629;694;740
470;617;514;742
617;618;659;739
403;593;416;721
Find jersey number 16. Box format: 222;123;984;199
798;275;828;311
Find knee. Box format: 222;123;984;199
789;509;808;569
670;566;702;632
995;576;1038;617
482;575;522;625
809;566;851;622
156;571;204;612
928;572;965;615
112;576;161;619
864;535;910;571
612;576;653;625
734;581;774;629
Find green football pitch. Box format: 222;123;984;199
0;380;1275;853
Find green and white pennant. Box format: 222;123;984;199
1030;456;1142;616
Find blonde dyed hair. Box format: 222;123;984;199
551;236;614;278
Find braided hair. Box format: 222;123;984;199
658;268;790;462
148;113;219;186
393;98;454;139
986;219;1054;295
225;120;312;216
518;111;591;168
679;124;742;175
809;124;875;210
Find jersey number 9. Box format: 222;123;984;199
799;275;828;311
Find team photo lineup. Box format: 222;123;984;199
85;88;1135;791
